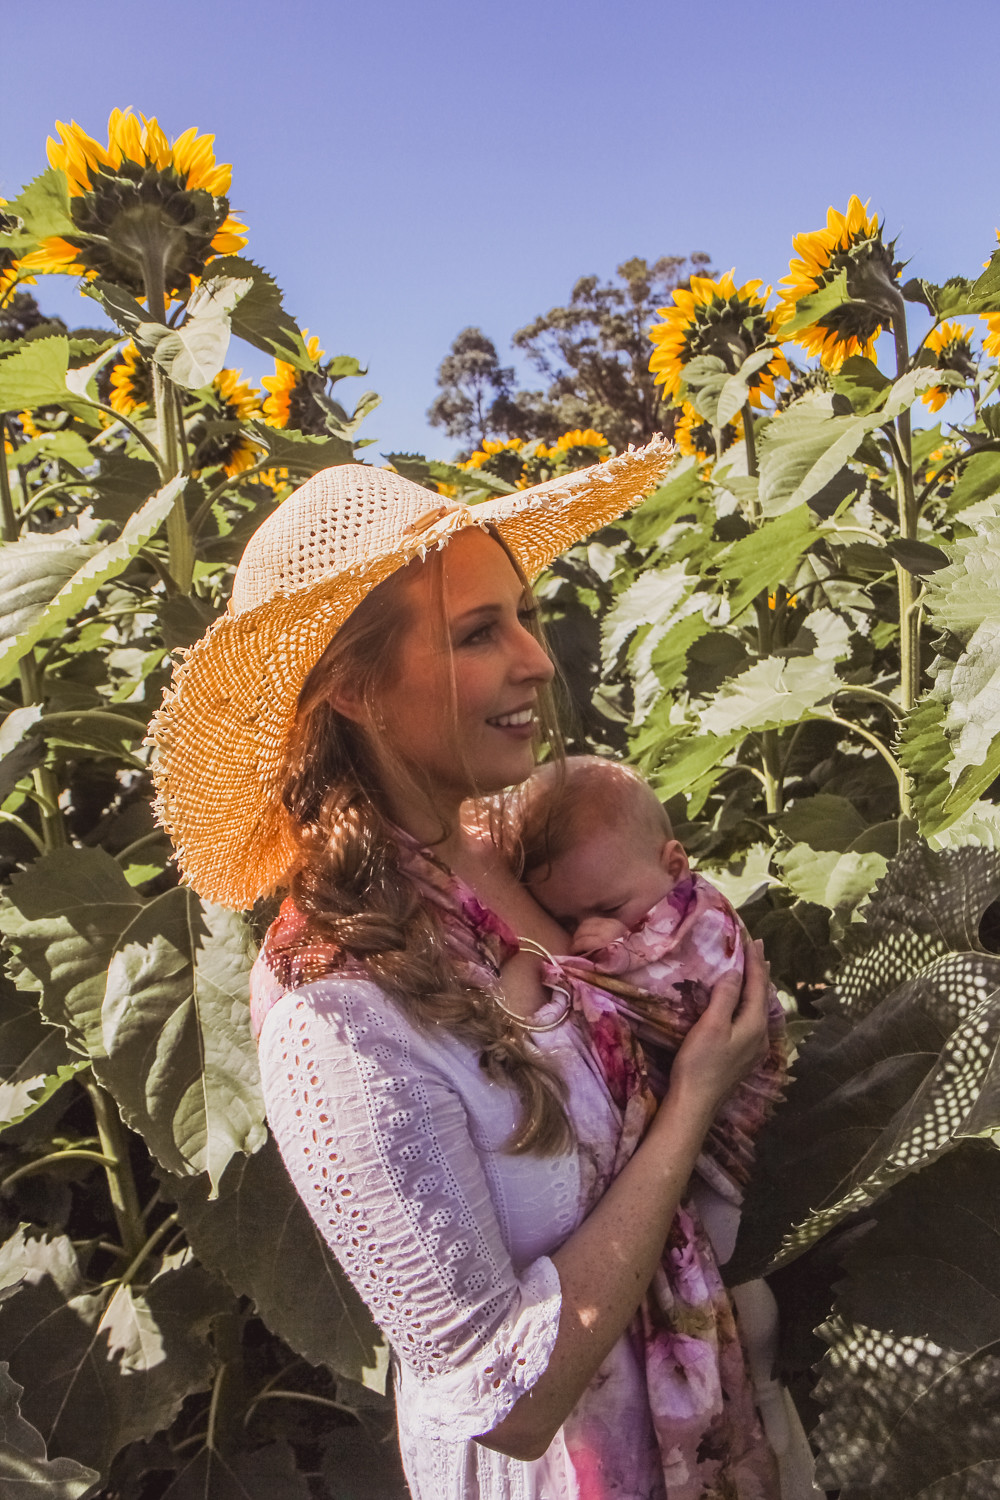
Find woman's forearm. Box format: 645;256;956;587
476;1078;718;1461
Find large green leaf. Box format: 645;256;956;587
0;1364;98;1500
627;456;712;549
779;268;850;335
715;505;816;619
5;430;95;473
209;255;314;371
0;170;75;256
0;477;181;688
0;972;84;1131
0;1230;225;1480
777;844;888;912
0;847;144;1056
244;421;354;473
138;276;251;390
699;652;843;736
716;347;778;428
730;842;1000;1280
165;1137;388;1392
757;395;872;517
162;1439;312;1500
99;888;265;1192
942;450;1000;516
812;1144;1000;1499
0;337;92;421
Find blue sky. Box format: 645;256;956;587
4;0;998;458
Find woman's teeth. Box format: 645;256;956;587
489;709;534;727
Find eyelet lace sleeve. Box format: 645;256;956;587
257;978;564;1442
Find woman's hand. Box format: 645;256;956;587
666;938;771;1120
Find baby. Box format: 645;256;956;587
514;757;819;1496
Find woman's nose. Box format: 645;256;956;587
514;624;555;684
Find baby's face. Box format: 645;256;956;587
526;826;684;935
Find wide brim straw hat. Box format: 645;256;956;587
149;440;675;909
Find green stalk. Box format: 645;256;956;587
889;292;917;820
141;250;193;593
742;400;782;815
1;421;67;849
85;1079;144;1262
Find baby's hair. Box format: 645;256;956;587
515;755;672;883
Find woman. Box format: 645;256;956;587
150;454;777;1499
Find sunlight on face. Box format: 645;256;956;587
373;528;555;830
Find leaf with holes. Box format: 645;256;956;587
729;842;1000;1282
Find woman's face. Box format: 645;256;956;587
368;528;555;823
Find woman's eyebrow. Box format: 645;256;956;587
451;603;504;626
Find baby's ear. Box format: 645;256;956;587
660;838;689;881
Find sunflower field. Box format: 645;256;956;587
2;107;1000;1500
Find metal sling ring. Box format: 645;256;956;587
488;936;573;1033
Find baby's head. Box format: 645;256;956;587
515;756;689;935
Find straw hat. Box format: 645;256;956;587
149;441;675;908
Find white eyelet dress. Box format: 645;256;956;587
257;976;669;1500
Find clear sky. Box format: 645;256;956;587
4;0;998;459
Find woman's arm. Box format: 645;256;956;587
477;941;771;1462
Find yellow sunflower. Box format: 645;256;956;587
109;342;154;415
262;332;326;431
776;196;900;370
673;401;744;463
23;109;247;299
920;321;976;411
192;368;264;477
649;270;789;405
456;437;526;485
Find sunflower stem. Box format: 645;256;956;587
889;291;917;819
85;1079;145;1263
741;401;759;481
0;435;69;850
142;250;193;593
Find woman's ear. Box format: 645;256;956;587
659;838;689;882
325;682;366;725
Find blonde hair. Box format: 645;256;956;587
515;754;672;884
277;532;571;1155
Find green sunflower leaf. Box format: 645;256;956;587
776;792;869;852
626;456;712;548
776;843;887;912
208;255;315;371
886;538;949;575
164;1137;389;1390
0;477;181;689
715;504;817;619
971;249;1000;311
244;421;354;474
831;355;890;416
0;972;85;1132
98;887;265;1192
716;347;780;428
87;455;162;525
757;396;871;517
0;337;91;420
0;704;43;802
779;268;850;335
6;430;95;472
943;450;1000;516
0;1363;99;1500
138;276;252;391
699;653;843;736
0;169;75;256
159;1440;312;1500
0;1230;225;1481
0;847;144;1057
82;280;146;338
729;841;1000;1281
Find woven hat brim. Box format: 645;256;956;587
149;438;676;908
